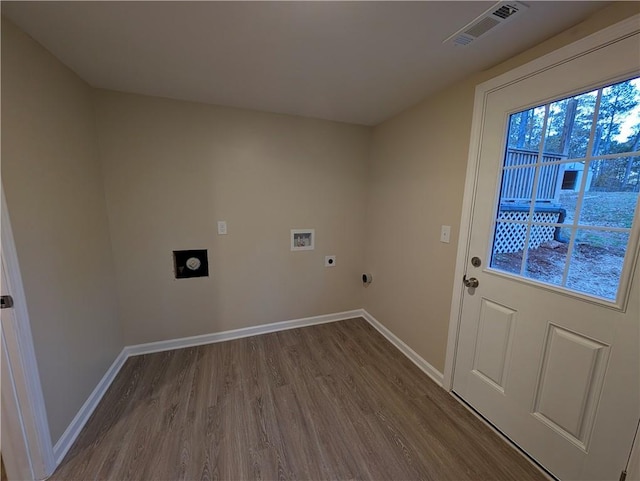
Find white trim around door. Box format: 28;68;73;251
1;188;57;480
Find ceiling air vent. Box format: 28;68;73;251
444;1;529;47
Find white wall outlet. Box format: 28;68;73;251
440;225;451;243
325;255;336;267
217;221;227;235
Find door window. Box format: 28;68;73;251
490;76;640;301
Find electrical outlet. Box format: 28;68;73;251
325;255;336;267
217;221;227;235
440;225;451;243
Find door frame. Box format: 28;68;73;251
1;188;56;480
625;420;640;481
443;13;640;391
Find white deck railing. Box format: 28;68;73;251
501;149;566;203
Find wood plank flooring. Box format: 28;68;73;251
51;318;545;480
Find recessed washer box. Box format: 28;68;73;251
173;249;209;279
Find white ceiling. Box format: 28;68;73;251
2;1;609;126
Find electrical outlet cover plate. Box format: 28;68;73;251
440;225;451;243
325;255;336;267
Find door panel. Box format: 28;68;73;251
453;32;640;481
532;324;609;450
472;299;516;393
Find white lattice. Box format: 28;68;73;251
494;211;560;254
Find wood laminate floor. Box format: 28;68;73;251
51;318;545;480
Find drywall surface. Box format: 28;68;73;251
95;91;370;345
362;2;640;373
1;18;123;443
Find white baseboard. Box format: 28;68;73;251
124;309;363;357
360;309;444;387
53;307;442;468
53;348;128;464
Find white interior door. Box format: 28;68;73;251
1;257;35;481
1;188;56;480
453;30;640;481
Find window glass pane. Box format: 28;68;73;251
593;77;640;156
497;204;530;222
580;158;640;228
543;90;597;160
523;226;570;285
490;222;526;274
504;149;538;167
565;229;629;300
558;190;579;225
535;164;564;202
499;167;535;209
507;106;546;153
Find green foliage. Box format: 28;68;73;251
594;80;639;155
544;92;596;158
507;77;639;160
591;157;640;192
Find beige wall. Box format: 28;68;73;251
1;19;123;442
362;2;640;374
94;91;370;345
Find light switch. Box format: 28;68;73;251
440;225;451;243
217;221;227;235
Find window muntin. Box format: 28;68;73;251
489;77;640;302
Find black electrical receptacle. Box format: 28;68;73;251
173;249;209;279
